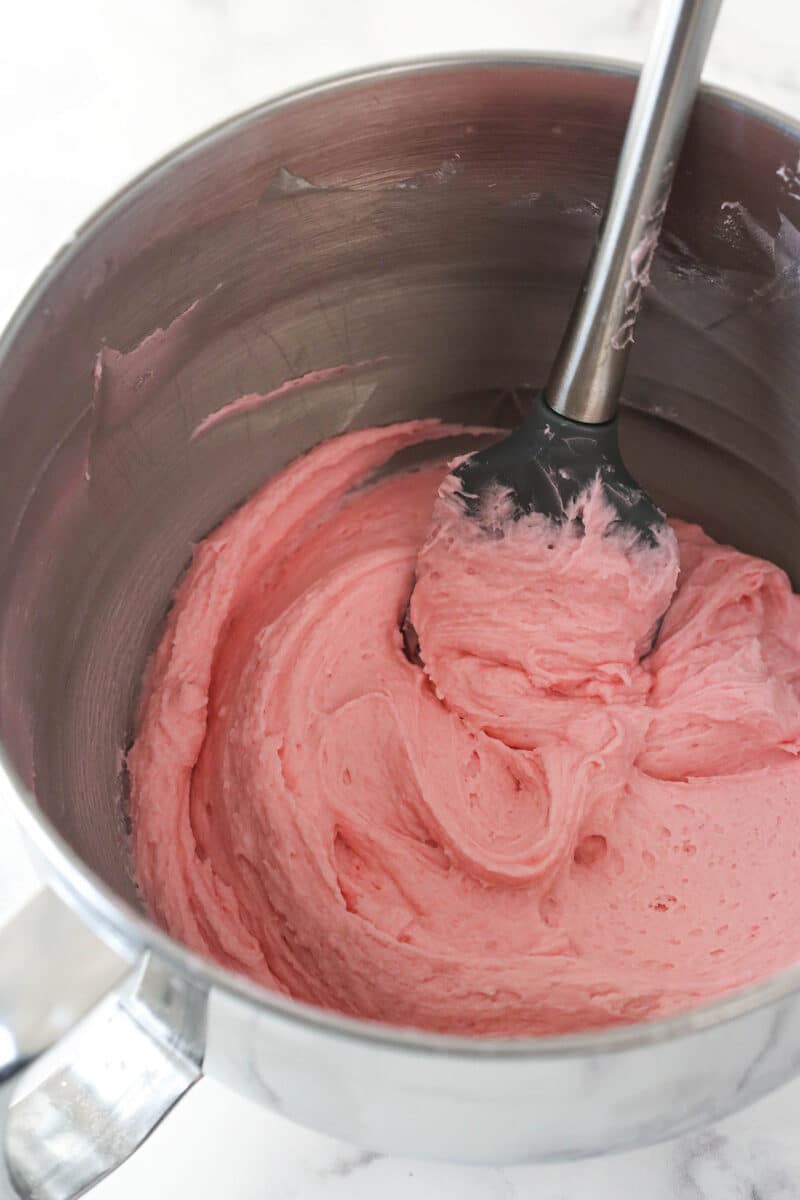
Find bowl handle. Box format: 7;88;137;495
0;891;205;1199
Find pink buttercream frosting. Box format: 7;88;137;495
129;422;800;1035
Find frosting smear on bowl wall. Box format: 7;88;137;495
128;422;800;1036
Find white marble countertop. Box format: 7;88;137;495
2;1;800;1196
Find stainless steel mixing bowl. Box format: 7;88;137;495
2;55;800;1200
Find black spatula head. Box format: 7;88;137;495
401;394;673;665
451;392;668;546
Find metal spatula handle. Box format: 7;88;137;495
546;0;722;425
